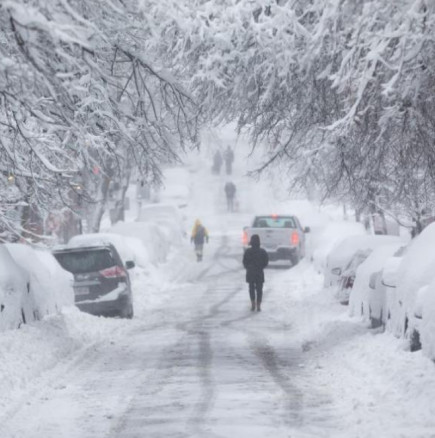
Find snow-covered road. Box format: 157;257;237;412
2;142;435;438
0;229;335;438
3;229;435;438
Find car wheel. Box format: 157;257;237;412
121;303;134;319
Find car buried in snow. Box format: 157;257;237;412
348;244;405;328
389;222;435;355
242;214;310;266
324;234;404;292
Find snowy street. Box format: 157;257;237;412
2;3;435;437
2;149;435;438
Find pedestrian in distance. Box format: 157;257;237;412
242;234;269;312
191;219;209;262
212;150;223;175
224;181;236;212
224;145;234;175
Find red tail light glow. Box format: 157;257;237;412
242;230;248;246
291;231;299;245
99;265;127;278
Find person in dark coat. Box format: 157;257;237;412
224;181;236;212
242;234;269;311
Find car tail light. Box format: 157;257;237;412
242;230;248;246
99;265;127;278
291;231;299;245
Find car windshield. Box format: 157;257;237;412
253;216;296;228
54;249;115;274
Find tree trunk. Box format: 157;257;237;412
91;174;111;233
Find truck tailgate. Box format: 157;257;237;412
249;228;291;250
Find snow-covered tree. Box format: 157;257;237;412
147;0;435;231
0;0;198;240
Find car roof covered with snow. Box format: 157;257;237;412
327;234;404;270
396;222;435;306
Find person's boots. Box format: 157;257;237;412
256;301;261;312
251;301;256;311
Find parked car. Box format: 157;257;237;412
243;214;310;265
324;234;403;289
53;237;135;319
6;243;74;319
0;243;74;331
312;221;366;274
348;244;405;327
391;222;435;352
0;245;31;331
336;249;372;305
137;203;186;245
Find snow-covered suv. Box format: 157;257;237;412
53;242;135;319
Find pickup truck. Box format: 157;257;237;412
243;214;310;265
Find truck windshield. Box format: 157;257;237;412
253;216;296;228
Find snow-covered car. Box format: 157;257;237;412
53;234;136;319
6;244;74;319
348;243;404;327
137;203;186;246
0;245;31;331
108;221;169;264
324;234;404;289
391;223;435;352
313;221;366;275
336;249;372;305
0;244;74;332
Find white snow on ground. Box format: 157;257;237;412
1;127;435;437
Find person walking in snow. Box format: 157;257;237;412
191;219;209;262
243;234;269;312
224;181;236;212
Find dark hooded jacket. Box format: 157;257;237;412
243;234;269;283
